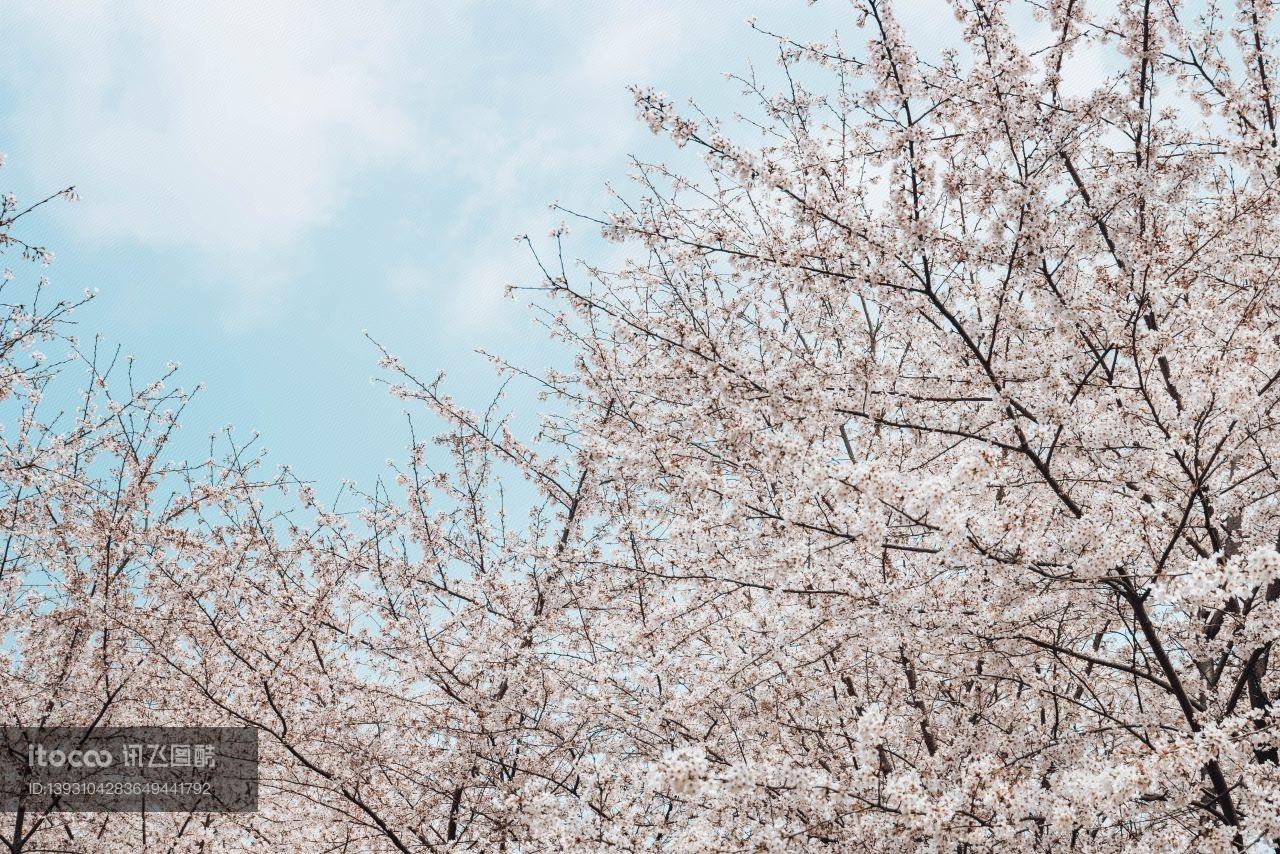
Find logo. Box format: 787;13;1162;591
27;745;114;769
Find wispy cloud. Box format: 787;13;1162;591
0;0;843;330
13;0;424;244
2;0;425;307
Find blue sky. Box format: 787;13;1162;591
0;1;941;495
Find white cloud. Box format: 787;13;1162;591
0;0;824;327
3;0;421;254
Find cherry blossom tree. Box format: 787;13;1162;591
449;0;1280;847
14;0;1280;851
0;185;279;849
